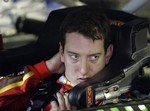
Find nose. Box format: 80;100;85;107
80;59;89;75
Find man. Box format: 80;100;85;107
0;7;113;111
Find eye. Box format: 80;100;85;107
69;54;79;60
89;55;99;62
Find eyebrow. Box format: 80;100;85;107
67;51;78;55
67;51;101;56
88;53;101;56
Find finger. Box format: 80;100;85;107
51;101;59;111
56;92;66;110
64;93;71;110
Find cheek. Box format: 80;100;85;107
64;59;79;84
64;58;78;73
90;57;106;76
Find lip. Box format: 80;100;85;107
77;78;89;83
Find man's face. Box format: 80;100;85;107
60;32;113;86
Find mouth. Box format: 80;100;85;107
77;78;89;83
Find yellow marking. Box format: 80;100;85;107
0;72;34;93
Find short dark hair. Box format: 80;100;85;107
60;7;111;51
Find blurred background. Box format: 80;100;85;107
0;0;150;49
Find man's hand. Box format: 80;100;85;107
45;53;65;74
50;92;76;111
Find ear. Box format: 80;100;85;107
59;42;64;63
105;44;113;64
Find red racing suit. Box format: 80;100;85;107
0;61;73;111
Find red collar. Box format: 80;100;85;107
57;75;74;92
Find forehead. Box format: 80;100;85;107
64;32;104;53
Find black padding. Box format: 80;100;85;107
15;17;45;36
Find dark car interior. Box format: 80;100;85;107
0;6;150;111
